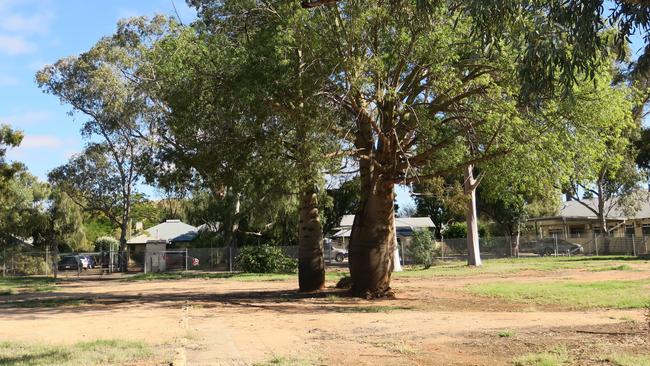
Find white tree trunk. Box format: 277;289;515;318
393;212;402;272
464;164;482;266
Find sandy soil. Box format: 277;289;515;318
1;264;649;366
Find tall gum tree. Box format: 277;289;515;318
173;2;344;291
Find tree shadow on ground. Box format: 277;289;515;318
0;286;417;318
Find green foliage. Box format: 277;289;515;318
94;236;118;251
512;346;570;366
408;229;435;269
467;279;650;309
83;217;114;245
235;245;297;274
442;222;487;239
7;253;49;276
0;339;152;366
322;178;360;234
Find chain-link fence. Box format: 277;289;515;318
1;249;125;277
3;235;647;278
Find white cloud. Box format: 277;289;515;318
1;110;52;126
20;135;66;149
0;34;36;55
1;13;52;36
0;72;18;86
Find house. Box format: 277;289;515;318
127;219;199;260
527;194;650;255
331;215;435;249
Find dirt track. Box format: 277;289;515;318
1;265;649;365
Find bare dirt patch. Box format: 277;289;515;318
0;262;649;365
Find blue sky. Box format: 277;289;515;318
0;0;645;209
0;0;196;195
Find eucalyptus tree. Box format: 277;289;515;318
48;143;139;270
36;18;166;271
156;3;344;291
0;125;24;193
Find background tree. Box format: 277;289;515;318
48;143;140;271
560;68;639;254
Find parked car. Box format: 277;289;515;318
57;255;81;271
520;238;584;256
78;255;95;269
324;242;348;262
163;252;200;267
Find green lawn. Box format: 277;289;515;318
0;277;56;296
395;256;646;278
467;279;650;309
0;339;153;366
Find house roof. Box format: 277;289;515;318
338;215;435;228
530;191;650;221
127;219;198;244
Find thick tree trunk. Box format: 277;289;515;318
298;187;325;292
348;180;396;298
464;165;482;266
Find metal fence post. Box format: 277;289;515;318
185;248;188;272
229;246;232;273
632;236;636;257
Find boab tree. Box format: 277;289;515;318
301;2;539;297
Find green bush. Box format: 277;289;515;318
442;222;489;239
94;236;119;251
12;253;49;275
235;245;297;274
408;230;435;268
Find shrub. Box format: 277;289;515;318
442;222;489;239
11;253;49;275
408;229;435;268
94;236;119;251
235;245;297;274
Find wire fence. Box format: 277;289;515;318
2;235;647;278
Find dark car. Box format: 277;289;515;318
520;238;584;256
57;255;82;271
163;252;200;268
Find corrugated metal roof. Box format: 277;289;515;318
338;215;435;228
128;220;198;244
532;191;650;220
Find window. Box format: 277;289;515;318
569;227;585;238
643;225;650;236
548;229;564;239
625;225;635;237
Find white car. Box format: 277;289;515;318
324;242;348;262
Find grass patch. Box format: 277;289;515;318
602;354;650;366
2;297;87;308
0;288;15;296
498;330;514;338
513;346;570;366
0;339;153;366
394;256;646;278
589;264;634;272
324;294;340;301
334;305;411;313
0;277;56;295
253;356;313;366
375;339;416;355
467;279;650;309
